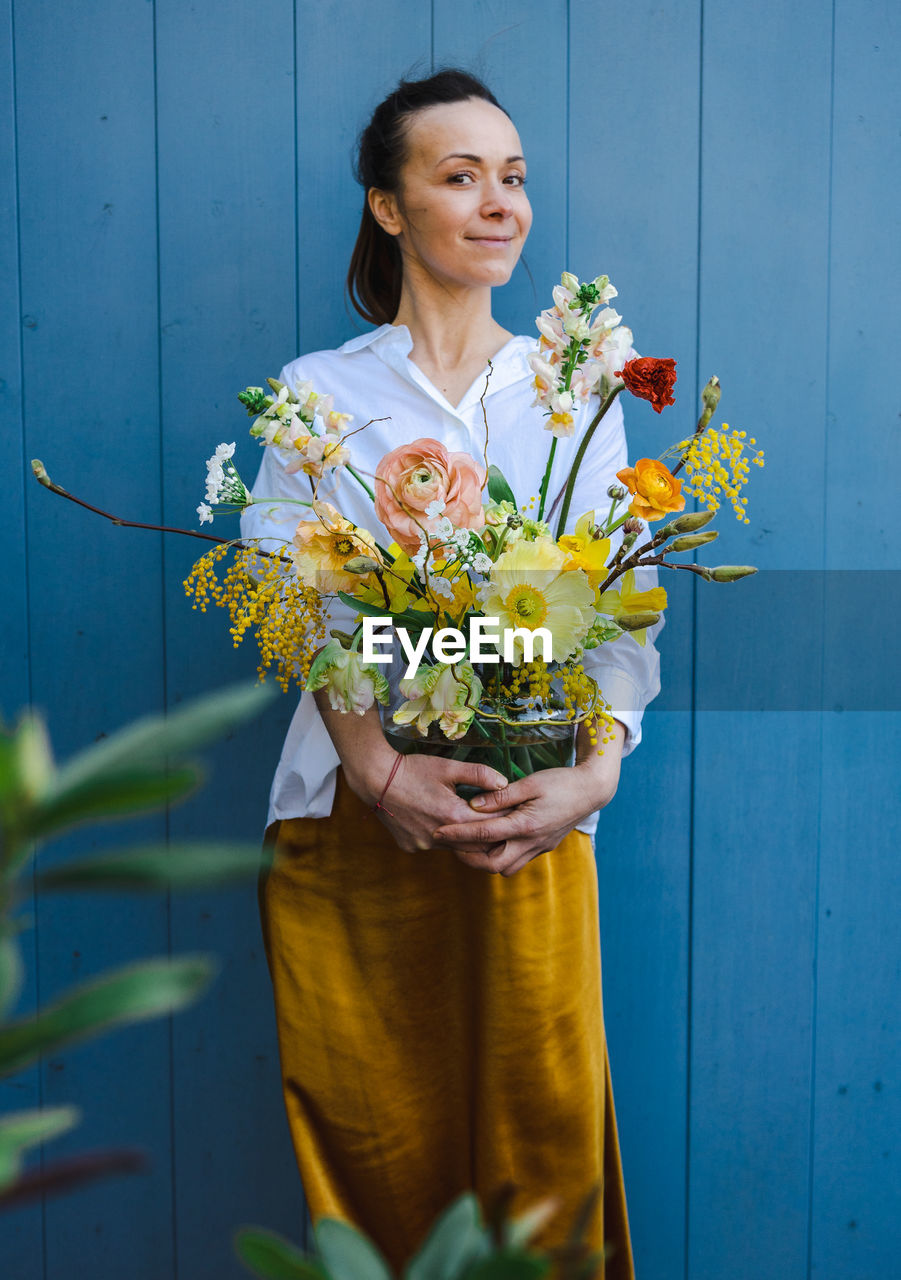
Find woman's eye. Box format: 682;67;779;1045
448;172;475;184
506;173;527;187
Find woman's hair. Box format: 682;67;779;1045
346;69;509;328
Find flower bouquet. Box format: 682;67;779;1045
32;271;765;786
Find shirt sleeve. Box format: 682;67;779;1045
555;389;665;759
238;363;360;639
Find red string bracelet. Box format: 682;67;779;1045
367;753;403;819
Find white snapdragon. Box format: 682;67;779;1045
197;502;213;525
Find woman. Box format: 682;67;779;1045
241;68;662;1278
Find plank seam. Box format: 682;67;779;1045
686;0;705;1275
806;1;836;1275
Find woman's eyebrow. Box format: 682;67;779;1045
435;152;526;166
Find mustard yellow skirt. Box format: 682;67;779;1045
258;768;635;1278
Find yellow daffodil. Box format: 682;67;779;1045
557;510;611;587
596;568;668;646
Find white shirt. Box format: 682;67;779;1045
239;322;664;838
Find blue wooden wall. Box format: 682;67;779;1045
2;2;898;1277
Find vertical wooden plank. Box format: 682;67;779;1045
157;0;432;1273
12;1;171;1276
568;3;700;1276
432;0;567;334
691;2;832;1276
812;3;901;1274
153;2;302;1276
292;0;433;355
0;1;43;1274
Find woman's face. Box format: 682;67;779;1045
371;97;532;292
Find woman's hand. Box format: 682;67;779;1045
430;720;626;876
349;749;518;855
313;689;515;856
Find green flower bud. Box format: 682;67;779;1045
666;509;716;534
607;483;627;500
342;555;380;575
697;376;722;432
617;611;661;631
669;531;719;551
710;565;758;582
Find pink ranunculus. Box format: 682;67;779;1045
374;437;486;554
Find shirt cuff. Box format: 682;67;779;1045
589;667;645;758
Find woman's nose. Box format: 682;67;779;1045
481;179;515;218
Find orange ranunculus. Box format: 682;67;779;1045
374;438;486;554
616;458;685;522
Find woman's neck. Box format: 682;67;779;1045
391;279;513;374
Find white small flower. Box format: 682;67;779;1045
197;502;213;525
426;574;455;601
434;516;454;540
214;441;236;462
472;552;492;573
424;498;446;519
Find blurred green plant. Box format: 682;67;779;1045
0;681;275;1208
234;1181;612;1280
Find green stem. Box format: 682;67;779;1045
536;437;558;522
553;384;624;539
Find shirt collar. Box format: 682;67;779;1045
339;323;533;417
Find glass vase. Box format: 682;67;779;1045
380;659;579;799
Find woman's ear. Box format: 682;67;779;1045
368;187;403;237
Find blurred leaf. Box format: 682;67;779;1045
36;842;265;892
460;1252;550;1280
234;1227;329;1280
487;466;517;508
22;766;200;847
0;1105;80;1189
0;1146;148;1211
314;1216;395;1280
503;1199;561;1250
0;954;215;1077
52;682;274;794
405;1192;487;1280
0;931;24;1019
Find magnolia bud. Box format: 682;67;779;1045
697;376;722;432
667;509;716;534
622;517;643;535
621;532;638;551
31;458;52;487
668;531;719;551
607;483;627;500
342;556;380;574
710;565;758;582
618;611;661;631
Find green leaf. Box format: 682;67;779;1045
460;1252;550;1280
51;682;274;795
0;931;24;1020
0;954;215;1078
234;1227;328;1280
336;593;432;631
23;766;200;845
486;466;517;508
503;1199;561;1250
36;842;265;892
405;1192;487;1280
0;1106;80;1189
314;1216;395;1280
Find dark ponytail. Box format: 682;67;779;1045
346;69;509;327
